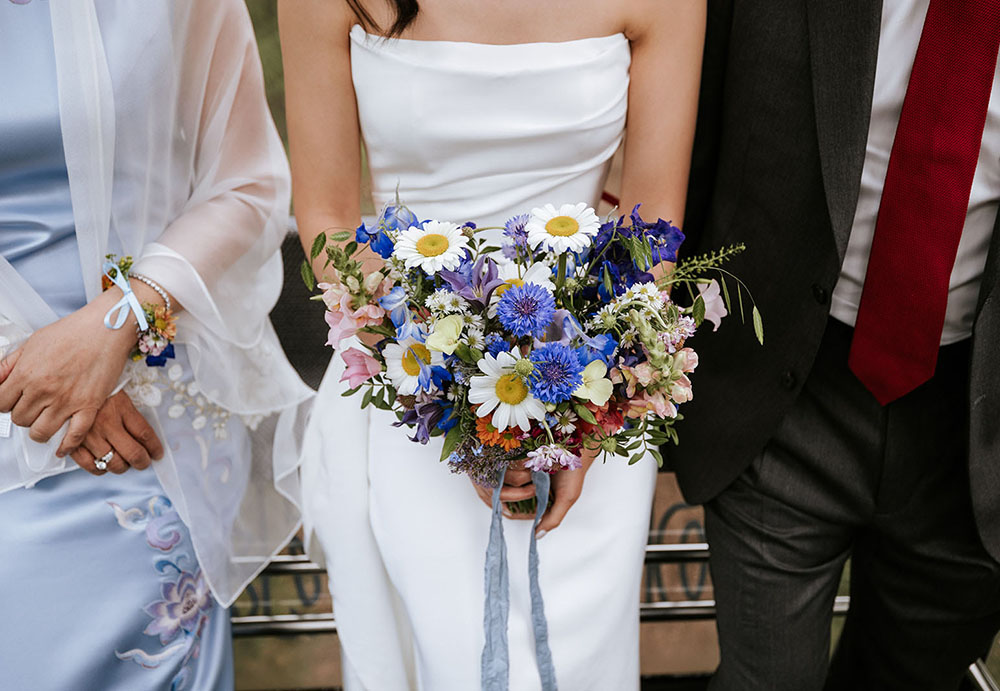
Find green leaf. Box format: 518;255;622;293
329;230;351;243
310;232;327;260
649;447;664;468
300;259;316;292
719;275;733;312
573;403;598;425
752;305;765;345
361;387;373;409
602;265;614;297
344;241;358;257
340;384;362;397
737;283;746;321
439;424;462;462
691;295;706;327
468;348;484;363
628;452;644;465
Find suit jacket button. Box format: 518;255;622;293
780;370;797;390
812;283;829;305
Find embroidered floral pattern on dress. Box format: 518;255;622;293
109;495;214;690
124;361;233;440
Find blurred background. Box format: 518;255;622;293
239;3;1000;689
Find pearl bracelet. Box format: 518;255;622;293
130;272;172;314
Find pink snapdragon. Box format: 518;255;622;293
625;391;678;420
320;279;388;347
339;348;382;389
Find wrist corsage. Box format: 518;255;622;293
103;254;177;367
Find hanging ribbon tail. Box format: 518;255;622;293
482;469;510;691
529;470;557;690
102;261;148;332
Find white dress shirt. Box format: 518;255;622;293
831;0;1000;344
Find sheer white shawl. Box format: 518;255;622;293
0;0;313;606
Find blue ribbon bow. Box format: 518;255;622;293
482;468;558;691
102;261;148;332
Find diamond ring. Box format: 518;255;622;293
95;451;113;472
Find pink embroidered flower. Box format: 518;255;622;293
697;280;728;332
340;348;382;389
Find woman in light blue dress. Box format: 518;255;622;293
0;2;311;688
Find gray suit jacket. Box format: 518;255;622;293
674;0;1000;557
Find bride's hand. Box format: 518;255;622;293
471;459;538;517
69;391;164;475
0;279;162;454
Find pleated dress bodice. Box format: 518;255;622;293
350;25;631;231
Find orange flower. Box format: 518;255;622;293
475;416;522;451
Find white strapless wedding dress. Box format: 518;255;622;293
302;26;657;691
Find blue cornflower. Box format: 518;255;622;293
503;214;530;249
484;333;509;357
496;283;556;338
528;342;584;403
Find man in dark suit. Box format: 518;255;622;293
676;1;1000;688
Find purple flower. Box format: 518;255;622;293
439;255;505;307
143;571;213;645
496;283;556;338
395;394;453;443
485;333;509;357
525;445;582;473
630;204;685;265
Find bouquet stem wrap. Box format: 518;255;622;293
481;469;557;691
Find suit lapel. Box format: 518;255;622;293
976;211;999;319
805;1;882;261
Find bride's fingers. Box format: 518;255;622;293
69;446;105;476
503;467;532;488
84;434;129;475
498;483;536;503
471;481;514;517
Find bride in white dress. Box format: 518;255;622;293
281;2;705;689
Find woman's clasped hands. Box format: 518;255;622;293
0;278;166;473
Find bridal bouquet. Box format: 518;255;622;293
304;201;760;488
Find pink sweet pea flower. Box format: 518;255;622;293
339;348;382;389
670;373;694;404
697;280;728;332
674;347;699;374
625;391;678;419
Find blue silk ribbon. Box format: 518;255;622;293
481;469;557;691
102;261;148;332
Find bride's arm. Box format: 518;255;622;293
619;0;706;226
534;1;707;536
279;1;367;277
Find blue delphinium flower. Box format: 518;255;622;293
528;342;584;403
355;221;395;259
496;283;556;338
484;333;509;357
576;333;619;367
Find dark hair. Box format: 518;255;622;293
348;0;419;38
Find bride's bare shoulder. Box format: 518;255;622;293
622;0;707;44
277;0;358;42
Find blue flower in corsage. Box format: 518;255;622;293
528;342;584;404
630;204;685;265
496;283;556;339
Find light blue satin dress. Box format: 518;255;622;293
0;4;234;689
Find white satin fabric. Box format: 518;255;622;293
303;27;656;690
0;0;313;606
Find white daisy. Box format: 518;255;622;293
468;348;547;432
383;338;443;395
392;220;470;274
525;202;601;254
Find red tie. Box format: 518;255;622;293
849;0;1000;406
